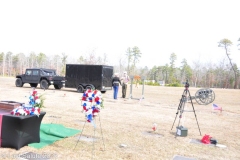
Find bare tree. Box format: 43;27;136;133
118;55;126;76
125;47;132;74
36;52;47;68
15;53;26;74
192;59;202;87
169;53;177;83
29;52;37;68
0;52;5;76
6;52;13;76
218;38;237;89
85;48;98;64
61;53;68;76
53;55;61;74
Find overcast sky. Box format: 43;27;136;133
0;0;240;68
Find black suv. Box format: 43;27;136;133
15;68;65;89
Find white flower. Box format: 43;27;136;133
35;99;41;104
18;108;25;115
34;109;40;116
86;109;93;115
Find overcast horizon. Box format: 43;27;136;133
0;0;239;69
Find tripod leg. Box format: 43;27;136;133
73;120;87;151
175;94;187;137
171;90;186;130
92;121;96;159
99;113;106;151
175;113;182;137
171;100;182;130
187;90;202;136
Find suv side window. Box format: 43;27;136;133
32;70;39;76
26;70;32;75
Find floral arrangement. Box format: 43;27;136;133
10;88;45;116
81;89;103;123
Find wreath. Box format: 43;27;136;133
81;89;103;123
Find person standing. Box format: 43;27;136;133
112;73;121;100
121;71;130;98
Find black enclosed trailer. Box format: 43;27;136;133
65;64;113;93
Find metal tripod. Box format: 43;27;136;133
171;80;201;137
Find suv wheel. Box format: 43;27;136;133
40;79;49;89
54;84;62;89
15;78;23;87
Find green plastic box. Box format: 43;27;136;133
176;126;188;137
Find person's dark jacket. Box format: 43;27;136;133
112;76;121;86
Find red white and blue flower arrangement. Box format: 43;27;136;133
10;88;45;116
81;89;103;125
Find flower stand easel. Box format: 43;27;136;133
73;89;105;159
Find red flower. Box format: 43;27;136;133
95;97;99;102
26;110;30;115
33;90;37;96
93;108;100;113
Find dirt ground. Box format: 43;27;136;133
0;77;240;160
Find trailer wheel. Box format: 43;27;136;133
16;78;23;87
77;85;84;93
86;84;95;91
40;79;49;89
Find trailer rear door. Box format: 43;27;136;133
102;66;113;90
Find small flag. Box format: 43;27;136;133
212;104;222;112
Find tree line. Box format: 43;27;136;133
0;39;239;89
116;39;239;89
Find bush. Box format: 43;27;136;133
168;82;182;87
144;81;160;86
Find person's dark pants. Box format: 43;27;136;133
113;85;119;99
122;83;127;98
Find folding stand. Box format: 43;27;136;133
171;80;201;137
73;114;105;159
128;76;145;102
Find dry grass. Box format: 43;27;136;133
0;77;240;160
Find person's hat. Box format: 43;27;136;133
114;73;119;76
123;71;127;74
